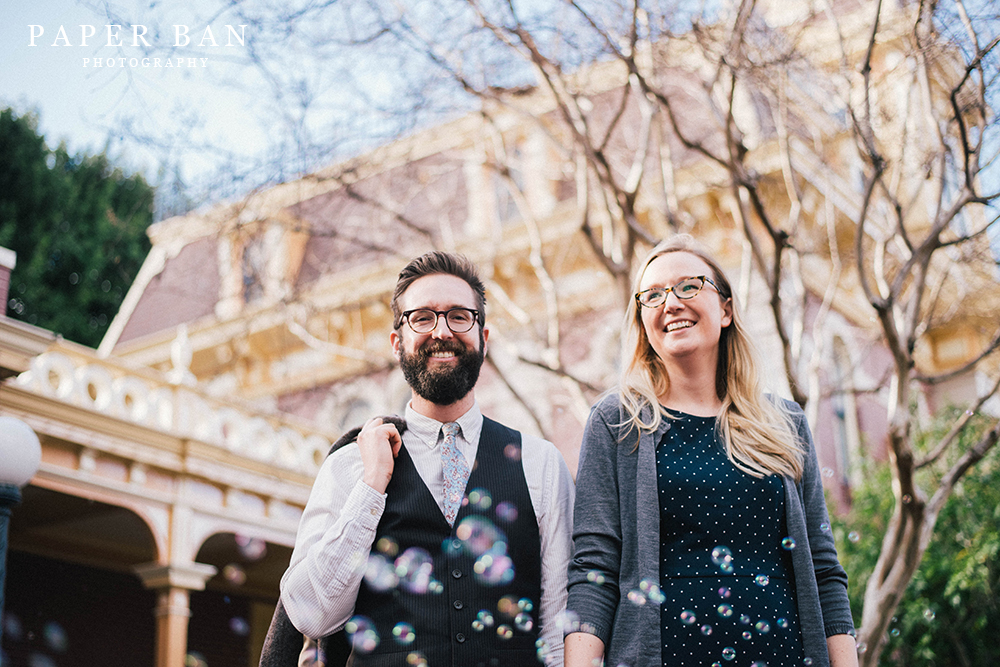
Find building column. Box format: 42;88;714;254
135;562;218;667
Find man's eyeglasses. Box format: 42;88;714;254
635;276;720;308
399;308;480;334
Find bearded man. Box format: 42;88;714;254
280;252;575;667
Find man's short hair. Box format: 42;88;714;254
391;251;487;329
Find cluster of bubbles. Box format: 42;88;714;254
221;534;268;588
2;614;72;665
345;598;540;656
674;544;812;667
455;514;516;586
344;484;538;658
363;540;443;595
470;596;536;637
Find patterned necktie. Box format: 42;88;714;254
440;422;470;526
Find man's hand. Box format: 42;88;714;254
358;417;403;494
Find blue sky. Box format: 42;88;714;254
0;0;268;182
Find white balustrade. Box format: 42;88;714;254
14;352;328;475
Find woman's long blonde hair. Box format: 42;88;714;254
618;235;804;480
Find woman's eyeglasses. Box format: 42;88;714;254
635;276;720;308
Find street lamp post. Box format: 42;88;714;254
0;416;41;652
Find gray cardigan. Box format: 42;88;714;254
567;393;855;667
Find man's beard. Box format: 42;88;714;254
399;334;485;406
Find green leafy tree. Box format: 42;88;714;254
833;410;1000;666
0;108;154;347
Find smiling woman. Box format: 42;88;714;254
565;235;858;667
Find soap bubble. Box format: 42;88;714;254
184;653;208;667
42;622;68;652
717;586;731;599
466;488;492;510
848;531;860;543
474;552;515;585
711;546;733;568
345;616;379;654
626;590;647;606
396;547;434;594
923;609;936;621
376;536;399;557
503;444;522;461
754;574;770;587
223;563;247;586
554;610;581;634
235;535;267;561
497;625;514;640
455;516;505;557
755;620;771;634
742;631;752;640
722;647;736;661
4;613;23;641
679;610;697;625
586;570;606;585
776;618;789;629
739;614;751;625
406;652;428;666
518;597;534;612
514;612;534;632
393;623;416;645
497;595;519;618
781;537;796;550
700;624;713;635
229;617;250;636
639;579;666;604
536;638;552;663
363;554;399;591
717;604;734;618
495;501;518;522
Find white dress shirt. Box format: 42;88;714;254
280;401;575;665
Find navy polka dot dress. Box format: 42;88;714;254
655;411;804;666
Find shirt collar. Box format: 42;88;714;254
404;401;484;449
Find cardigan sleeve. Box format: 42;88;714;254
565;396;624;646
787;399;856;637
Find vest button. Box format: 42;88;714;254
453;600;464;610
456;633;466;643
452;569;462;579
